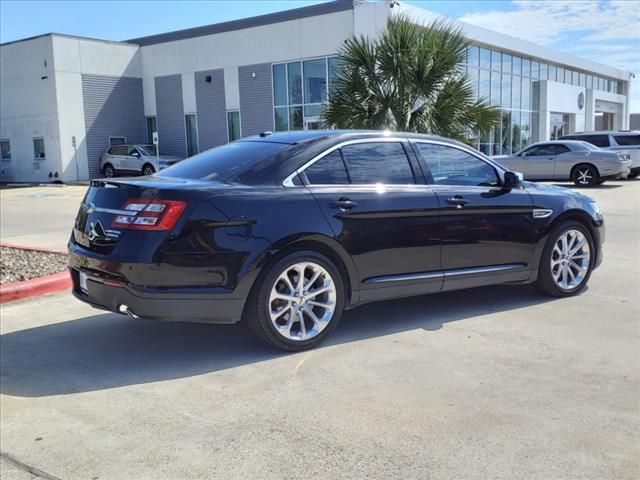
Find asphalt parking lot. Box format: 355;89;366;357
1;180;639;480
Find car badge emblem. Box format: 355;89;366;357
88;220;108;241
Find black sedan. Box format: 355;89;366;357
69;131;604;351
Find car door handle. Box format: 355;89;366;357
328;198;358;211
446;196;469;208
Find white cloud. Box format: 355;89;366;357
458;0;640;112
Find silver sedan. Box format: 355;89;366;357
493;140;631;186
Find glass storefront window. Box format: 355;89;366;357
548;65;556;82
328;57;341;96
287;62;302;105
272;64;287;106
227;111;241;142
579;72;586;87
511;112;521;152
289;106;303;130
490;71;501;106
185;114;198;156
274;107;288;131
531;61;539;79
467;46;479;67
557;67;565;83
468;68;479;101
512;76;521;110
512;56;522;76
303;59;327;104
491;51;501;71
479;69;490;102
502;54;512;75
521;78;530;110
522;59;531;77
479;48;491;70
501;74;511;109
501;111;512;154
521;112;531;149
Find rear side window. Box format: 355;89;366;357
157;141;290;182
340;142;415;184
109;146;128;155
416;143;499;187
613;135;640;146
580;135;610;147
551;144;571;154
305;150;349;185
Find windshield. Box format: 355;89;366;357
138;145;169;156
156;141;291;182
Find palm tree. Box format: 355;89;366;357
323;14;499;142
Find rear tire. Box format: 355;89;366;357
244;250;346;351
142;164;155;176
572;165;598;186
103;164;115;178
628;170;639;179
534;220;595;297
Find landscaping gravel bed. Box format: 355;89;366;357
0;246;68;284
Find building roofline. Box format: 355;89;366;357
0;32;138;48
126;0;355;46
397;4;633;81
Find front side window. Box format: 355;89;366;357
0;140;10;160
110;145;128;155
127;146;140;157
341;142;415;185
33;138;46;159
416;143;499;187
227;111;241;142
305;150;349;185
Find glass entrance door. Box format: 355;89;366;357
304;116;322;130
550;112;570;140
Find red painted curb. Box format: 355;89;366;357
0;243;67;255
0;270;72;303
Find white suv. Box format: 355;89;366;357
561;131;640;178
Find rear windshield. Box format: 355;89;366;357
613;135;640;146
156;141;291;182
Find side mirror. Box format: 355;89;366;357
503;171;523;189
131;151;141;158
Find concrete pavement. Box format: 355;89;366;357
1;180;639;479
0;185;87;251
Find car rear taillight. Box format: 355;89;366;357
112;198;187;231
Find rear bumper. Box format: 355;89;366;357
70;267;244;324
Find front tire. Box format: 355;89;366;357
245;250;346;351
628;170;639;179
572;165;598;186
534;220;595;297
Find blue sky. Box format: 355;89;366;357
1;0;638;111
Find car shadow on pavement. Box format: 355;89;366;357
1;285;553;397
551;183;623;190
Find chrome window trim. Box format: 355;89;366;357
282;136;410;187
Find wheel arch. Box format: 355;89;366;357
246;234;359;308
142;162;155;174
531;209;600;272
102;162;114;173
570;162;600;180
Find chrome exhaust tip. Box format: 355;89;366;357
118;304;141;320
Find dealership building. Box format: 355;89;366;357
0;0;634;183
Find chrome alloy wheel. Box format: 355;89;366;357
551;229;591;290
576;168;594;185
268;262;337;341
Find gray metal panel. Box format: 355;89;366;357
82;74;145;179
127;1;354;46
155;74;186;157
238;63;274;137
195;69;227;150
